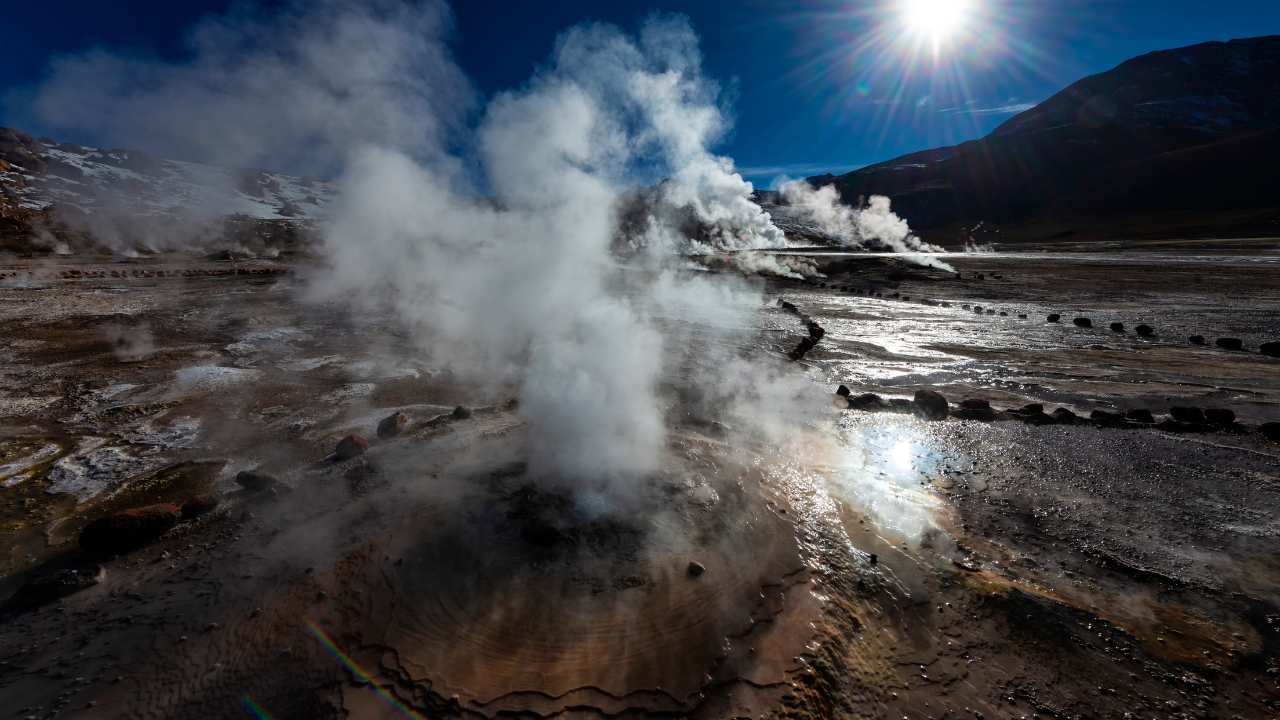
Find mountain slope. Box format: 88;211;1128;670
0;127;336;251
808;35;1280;242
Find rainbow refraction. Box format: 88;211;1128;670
304;617;430;720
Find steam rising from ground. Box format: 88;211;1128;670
779;180;955;271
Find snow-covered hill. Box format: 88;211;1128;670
0;127;336;223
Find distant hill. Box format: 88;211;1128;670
0;126;334;252
808;35;1280;244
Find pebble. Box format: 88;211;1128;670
687;561;705;576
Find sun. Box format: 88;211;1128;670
902;0;973;43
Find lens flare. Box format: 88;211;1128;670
903;0;973;42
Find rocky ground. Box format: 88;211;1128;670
1;243;1279;719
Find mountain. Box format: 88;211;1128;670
0;126;335;252
808;35;1280;243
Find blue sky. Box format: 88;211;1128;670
3;1;1278;184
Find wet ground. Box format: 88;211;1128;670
1;243;1279;719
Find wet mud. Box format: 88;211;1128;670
2;244;1280;719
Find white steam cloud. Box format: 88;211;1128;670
780;180;955;271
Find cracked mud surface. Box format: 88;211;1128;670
2;245;1280;719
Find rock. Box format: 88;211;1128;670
1018;314;1027;319
1188;335;1206;345
1135;324;1154;336
1051;408;1080;423
869;553;878;565
807;322;825;340
1047;314;1061;323
1215;338;1243;350
960;399;991;410
1169;406;1205;423
377;411;409;439
1261;422;1280;444
836;385;851;397
1204;407;1235;424
1020;411;1058;426
335;435;369;460
1125;409;1155;423
1109;322;1125;332
181;493;220;520
913;390;950;421
1017;403;1044;414
687;561;705;577
1090;409;1127;426
235;470;278;492
1260;341;1280;357
79;504;181;557
888;398;914;412
452;405;474;419
847;393;890;412
962;305;971;310
973;306;984;314
1073;317;1093;328
11;566;106;605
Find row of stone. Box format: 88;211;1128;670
836;385;1280;442
775;299;826;360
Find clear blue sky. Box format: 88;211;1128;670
3;1;1277;184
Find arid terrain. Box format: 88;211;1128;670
1;239;1279;719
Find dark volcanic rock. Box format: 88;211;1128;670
1090;409;1128;426
1135;324;1154;336
1204;407;1236;424
1169;406;1206;423
1047;314;1061;323
236;470;278;492
452;405;474;419
1215;337;1243;350
335;435;369;460
847;393;891;411
1109;322;1125;332
836;385;851;397
181;493;221;520
11;565;106;606
1052;407;1081;423
687;561;705;577
79;504;181;557
1189;335;1206;345
1125;408;1155;423
1260;341;1280;357
959;399;991;410
1261;422;1280;443
1073;317;1093;328
913;390;950;421
377;411;409;439
1017;403;1045;414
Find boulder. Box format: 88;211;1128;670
1047;314;1061;323
1215;338;1243;350
1261;422;1280;444
959;399;991;410
1051;408;1080;423
1072;318;1093;328
1169;406;1205;423
835;385;851;397
1135;324;1154;336
1260;342;1280;357
377;411;409;439
807;322;825;340
847;393;890;412
452;405;473;419
11;565;106;606
1090;409;1127;426
1020;411;1058;426
181;493;220;520
335;435;369;460
1109;322;1125;332
1204;407;1235;425
913;390;950;421
1125;408;1155;423
79;504;181;557
1017;403;1044;414
973;306;984;314
236;470;278;492
1188;335;1206;345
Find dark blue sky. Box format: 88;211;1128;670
3;1;1278;184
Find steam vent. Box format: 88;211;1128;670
3;5;1280;720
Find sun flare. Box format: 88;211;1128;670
902;0;973;42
